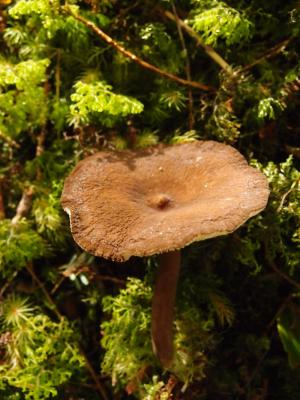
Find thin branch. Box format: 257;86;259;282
36;80;50;159
240;38;292;73
171;2;195;129
0;271;18;298
0;130;20;149
245;342;273;398
94;274;126;286
55;49;61;99
5;88;107;398
79;345;110;400
64;7;215;92
35;128;47;180
36;129;46;157
26;262;62;320
51;272;126;295
263;235;300;290
245;294;292;392
265;294;293;334
11;187;34;225
160;8;233;74
50;274;66;295
26;262;109;400
277;178;299;212
0;180;5;219
269;260;300;290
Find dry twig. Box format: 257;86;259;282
36;129;47;157
0;180;5;220
94;274;126;286
65;7;215;92
240;38;292;73
171;2;195;129
26;262;62;320
160;8;233;74
79;346;110;400
265;294;293;333
262;238;300;290
0;271;18;298
26;262;109;400
9;192;109;399
277;178;299;212
268;260;300;290
11;187;34;225
55;49;61;99
0;130;20;149
245;294;293;394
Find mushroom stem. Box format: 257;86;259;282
151;250;181;368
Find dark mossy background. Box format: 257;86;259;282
0;0;299;399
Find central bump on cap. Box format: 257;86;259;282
147;193;173;210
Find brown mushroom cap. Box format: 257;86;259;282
61;141;269;261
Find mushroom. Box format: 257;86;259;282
61;140;269;367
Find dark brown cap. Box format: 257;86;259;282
61;141;269;261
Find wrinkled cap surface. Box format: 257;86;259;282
61;141;269;261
